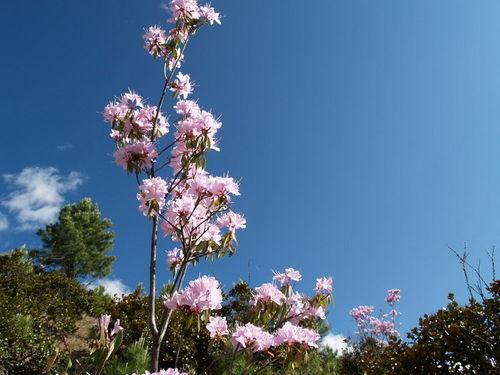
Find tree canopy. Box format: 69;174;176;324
31;198;115;279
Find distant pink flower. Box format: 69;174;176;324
273;268;302;286
137;177;168;216
143;25;168;57
97;314;111;332
350;305;374;323
216;212;246;232
251;283;285;306
97;314;122;340
273;322;320;348
170;72;193;99
114;141;157;171
369;317;396;336
206;316;228;338
110;319;123;336
231;323;274;352
199;4;221;25
385;289;401;304
166;248;184;270
315;277;333;295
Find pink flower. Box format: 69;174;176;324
97;315;123;340
171;195;196;216
120;90;143;109
166;248;184;270
165;276;223;313
315;277;333;295
110;319;123;337
216;212;246;233
199;4;221;25
231;323;274;352
251;283;285;306
133;105;169;138
350;305;374;323
137;177;168;216
273;268;302;286
369;317;396;336
206;316;228;338
182;275;223;312
170;72;193;99
208;176;239;197
170;0;201;21
114;141;157;171
174;100;200;117
385;289;401;304
97;314;111;332
143;25;168;58
273;322;320;348
164;291;184;310
103;101;128;124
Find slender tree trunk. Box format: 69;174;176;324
151;338;161;372
149;218;159;370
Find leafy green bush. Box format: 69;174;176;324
0;247;93;374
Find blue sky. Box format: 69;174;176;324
1;0;499;339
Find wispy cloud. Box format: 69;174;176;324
321;333;350;356
2;166;84;230
56;143;74;151
88;278;131;297
0;213;8;232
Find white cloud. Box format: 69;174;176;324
0;213;8;231
321;333;350;356
89;278;131;297
56;143;74;151
2;167;84;230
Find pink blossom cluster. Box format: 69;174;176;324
274;322;321;348
350;289;401;341
315;277;333;295
227;321;320;352
132;369;187;375
206;316;229;338
350;305;375;323
251;268;331;323
164;275;223;313
286;292;326;322
138;177;168;216
103;91;168;173
160;167;244;255
166;247;184;270
251;283;285;306
170;72;193;99
230;323;274;352
169;100;222;173
273;267;302;286
203;268;332;355
368;318;397;337
385;288;401;304
143;0;220;68
96;314;122;341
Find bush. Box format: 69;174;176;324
0;248;93;374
